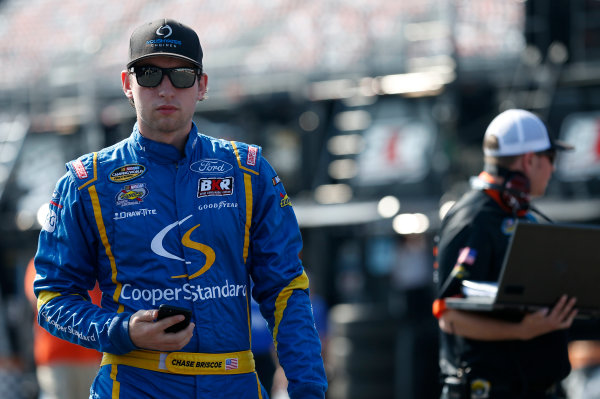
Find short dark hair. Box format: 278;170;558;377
483;134;520;167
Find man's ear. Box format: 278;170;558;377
198;73;208;101
122;70;134;100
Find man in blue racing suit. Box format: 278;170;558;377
33;18;327;399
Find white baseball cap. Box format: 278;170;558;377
483;109;573;157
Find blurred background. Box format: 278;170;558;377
2;0;600;398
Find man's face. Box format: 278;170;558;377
121;56;207;148
527;151;556;197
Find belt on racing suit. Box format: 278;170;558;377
102;349;255;375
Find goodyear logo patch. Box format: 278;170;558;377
109;164;146;183
197;177;234;197
116;183;149;206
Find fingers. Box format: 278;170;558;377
549;295;577;322
135;309;158;322
156;322;196;351
154;314;187;331
562;308;578;328
129;309;195;351
520;295;577;339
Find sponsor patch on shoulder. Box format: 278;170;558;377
247;146;258;166
72;160;88;179
501;218;517;235
197;177;234;197
42;208;57;233
109;164;146;183
280;193;292;208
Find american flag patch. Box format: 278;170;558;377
72;160;88;179
457;247;477;266
225;358;238;370
247;146;258;166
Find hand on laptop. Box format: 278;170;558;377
518;295;578;340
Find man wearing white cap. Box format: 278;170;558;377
432;109;577;398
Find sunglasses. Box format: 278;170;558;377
129;66;201;88
536;150;556;165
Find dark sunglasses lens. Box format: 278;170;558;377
540;151;556;164
168;69;197;88
136;67;163;87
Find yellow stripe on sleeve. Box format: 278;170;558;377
36;290;62;311
272;271;310;350
37;291;91;312
88;185;124;313
243;173;253;263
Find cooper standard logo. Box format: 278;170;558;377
109;164;146;183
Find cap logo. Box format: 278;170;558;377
156;24;173;39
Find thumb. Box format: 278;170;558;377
138;309;158;322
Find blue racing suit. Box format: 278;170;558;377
33;123;327;399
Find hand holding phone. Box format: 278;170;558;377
157;304;192;333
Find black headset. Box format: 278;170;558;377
472;165;531;212
472;164;553;222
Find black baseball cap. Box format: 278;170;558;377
127;19;203;68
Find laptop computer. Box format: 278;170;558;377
444;221;600;316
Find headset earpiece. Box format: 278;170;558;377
501;171;530;212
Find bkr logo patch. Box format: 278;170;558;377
197;177;234;197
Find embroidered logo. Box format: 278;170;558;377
197;177;234;197
247;146;258;166
190;159;233;175
116;183;149;206
72;160;88;179
109;164;146;183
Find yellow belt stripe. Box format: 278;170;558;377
102;350;255;375
272;271;309;350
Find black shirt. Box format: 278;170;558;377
436;189;570;397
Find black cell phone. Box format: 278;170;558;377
157;304;192;333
